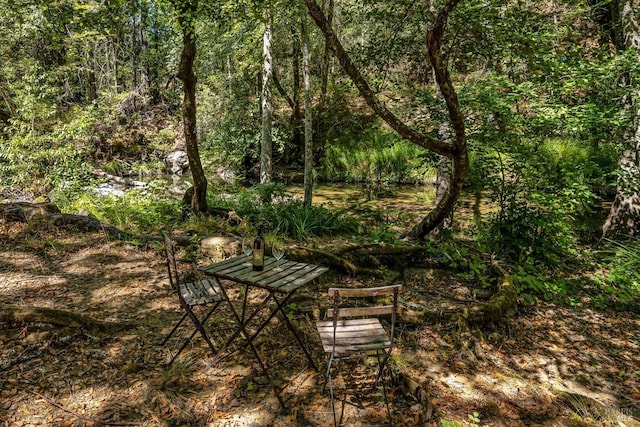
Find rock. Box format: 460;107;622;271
201;236;242;260
213;165;237;184
166;150;189;175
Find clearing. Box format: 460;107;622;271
0;222;638;426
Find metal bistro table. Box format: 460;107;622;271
200;255;328;407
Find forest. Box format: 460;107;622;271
1;0;639;426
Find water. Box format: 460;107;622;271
285;183;436;213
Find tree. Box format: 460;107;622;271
301;1;314;206
261;11;274;184
173;0;208;214
602;0;640;238
304;0;468;240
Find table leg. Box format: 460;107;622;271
230;290;318;372
222;288;288;409
211;288;273;364
271;293;319;372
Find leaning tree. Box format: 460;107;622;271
304;0;468;240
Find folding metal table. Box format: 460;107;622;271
200;255;328;407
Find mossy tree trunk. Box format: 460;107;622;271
174;0;208;214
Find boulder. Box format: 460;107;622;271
166;150;189;175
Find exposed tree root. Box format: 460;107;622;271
391;358;435;422
399;265;517;328
0;202;237;246
288;243;517;328
0;303;135;333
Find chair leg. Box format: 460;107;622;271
161;312;189;346
165;303;221;368
376;351;394;426
191;302;221;353
327;356;338;427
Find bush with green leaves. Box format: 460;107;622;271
474;138;603;268
53;183;181;233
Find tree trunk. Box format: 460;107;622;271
315;0;334;158
139;0;150;97
174;0;208;214
432;69;454;239
304;0;468;240
301;5;314;206
603;0;640;239
84;42;97;102
131;9;139;93
319;0;334;113
433;154;453;237
260;14;274;184
291;24;304;161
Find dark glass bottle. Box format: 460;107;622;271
252;226;265;271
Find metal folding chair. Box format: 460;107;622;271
316;284;401;426
160;233;227;367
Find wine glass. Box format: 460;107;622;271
272;240;285;261
242;236;253;258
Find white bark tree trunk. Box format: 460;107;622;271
260;15;273;184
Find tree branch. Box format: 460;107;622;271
304;0;469;239
303;0;450;156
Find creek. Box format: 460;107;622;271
93;174;609;239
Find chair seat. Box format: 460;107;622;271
317;318;391;355
179;278;225;307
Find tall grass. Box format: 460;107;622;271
599;239;640;308
207;183;356;241
320;130;433;184
261;200;356;241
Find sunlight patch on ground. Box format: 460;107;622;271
0;273;67;306
439;373;484;399
0;251;43;268
210;404;276;426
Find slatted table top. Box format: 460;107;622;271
200;255;329;293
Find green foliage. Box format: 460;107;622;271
474;139;603;267
419;241;493;289
441;412;485;427
597;240;640;309
209;184;356;241
511;264;570;304
320;129;434;184
54;185;181;233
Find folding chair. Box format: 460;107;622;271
316;284;401;426
160;233;227;367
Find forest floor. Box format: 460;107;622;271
1;222;639;427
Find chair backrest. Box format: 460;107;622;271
162;233;180;292
326;285;401;319
326;284;401;353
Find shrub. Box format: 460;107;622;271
597;239;640;309
54;184;181;233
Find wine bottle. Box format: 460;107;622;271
252;226;265;271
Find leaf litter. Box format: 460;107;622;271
0;222;638;426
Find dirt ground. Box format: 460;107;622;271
1;222;639;426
